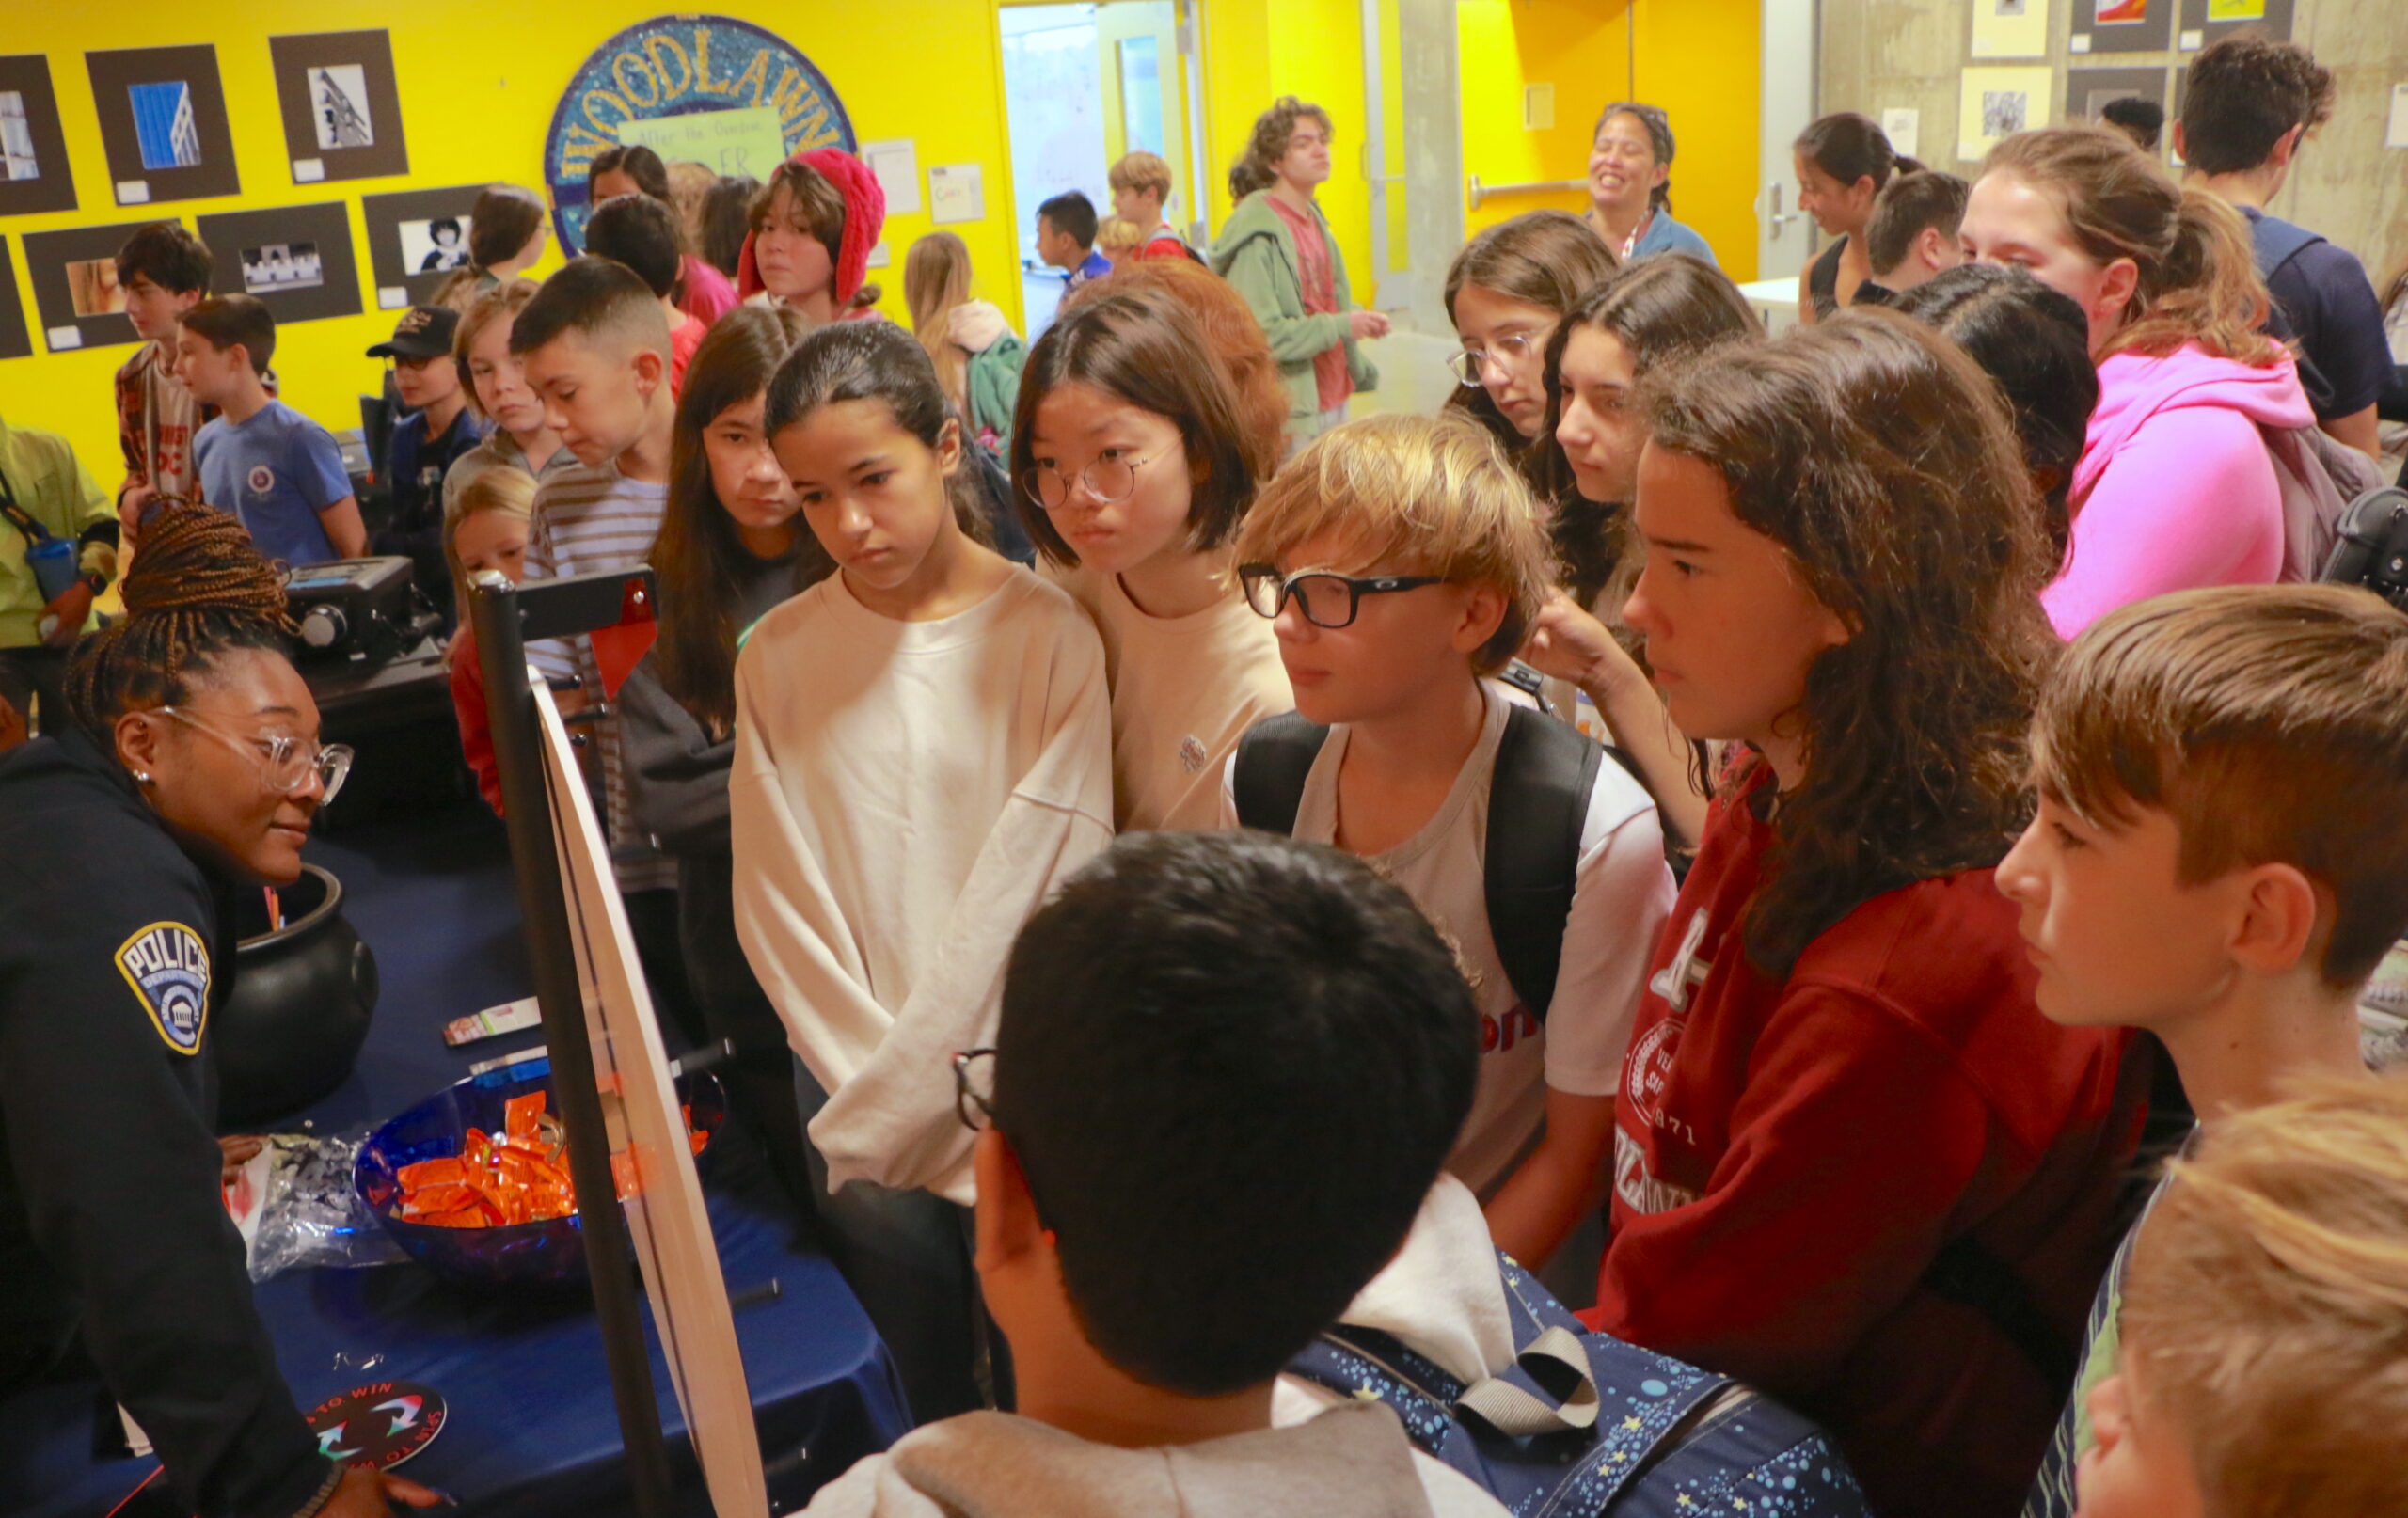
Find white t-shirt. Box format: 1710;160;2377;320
1221;682;1675;1194
1053;563;1293;831
730;568;1115;1203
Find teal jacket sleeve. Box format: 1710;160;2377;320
1218;233;1352;365
967;336;1028;451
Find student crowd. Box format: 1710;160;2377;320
4;27;2408;1518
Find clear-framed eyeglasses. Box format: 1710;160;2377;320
157;706;353;804
1447;328;1548;387
1020;451;1153;512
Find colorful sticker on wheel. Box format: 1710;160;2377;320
306;1381;448;1470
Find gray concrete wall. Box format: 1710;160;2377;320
1819;0;2408;279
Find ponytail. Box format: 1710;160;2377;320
2112;187;2276;364
1795;112;1904;192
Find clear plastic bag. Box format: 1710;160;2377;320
241;1127;407;1281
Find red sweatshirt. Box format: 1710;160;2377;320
1586;763;2140;1518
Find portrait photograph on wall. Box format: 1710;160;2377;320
269;30;410;184
361;182;488;308
85;45;240;205
0;55;77;218
196;201;362;324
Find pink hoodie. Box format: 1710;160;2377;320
2044;343;2312;638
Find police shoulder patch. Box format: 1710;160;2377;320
115;922;213;1055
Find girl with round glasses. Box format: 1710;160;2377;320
0;503;435;1518
1441;211;1619;458
1011;286;1291;830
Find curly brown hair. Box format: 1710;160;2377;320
1229;97;1333;202
1643;309;2059;974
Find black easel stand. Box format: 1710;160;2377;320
469;566;673;1518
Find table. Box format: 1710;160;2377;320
0;801;911;1517
1735;277;1804;334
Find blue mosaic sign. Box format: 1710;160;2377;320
544;15;856;252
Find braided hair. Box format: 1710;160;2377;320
64;503;293;748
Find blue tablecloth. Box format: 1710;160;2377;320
0;801;911;1516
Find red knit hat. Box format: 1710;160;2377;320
737;148;887;308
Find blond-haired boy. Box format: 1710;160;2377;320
1106;150;1193;262
1221;414;1673;1273
2002;583;2408;1518
2076;1073;2408;1518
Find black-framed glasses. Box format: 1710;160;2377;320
1019;451;1152;512
1238;563;1453;629
953;1048;997;1132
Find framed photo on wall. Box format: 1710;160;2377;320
195;201;363;325
2068;0;2175;55
269;31;410;185
2177;0;2293;49
360;184;485;309
85;45;241;207
2067;65;2170;132
0;241;33;362
0;55;78;218
22;218;182;355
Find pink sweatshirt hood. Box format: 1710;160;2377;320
2073;343;2311;503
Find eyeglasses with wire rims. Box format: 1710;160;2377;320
953;1048;997;1131
1446;328;1549;387
1019;451;1154;512
1236;564;1454;630
156;706;354;804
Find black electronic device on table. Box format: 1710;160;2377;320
283;557;440;663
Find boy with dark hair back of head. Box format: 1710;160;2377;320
2097;96;2162;153
2177;32;2384;459
1036;190;1111;291
582;192;706;395
1224;414;1674;1275
1857;170;1969;302
2003;581;2408;1518
508;255;689;993
800;829;1499;1516
175;296;366;566
111;221;215;530
2079;1072;2408;1518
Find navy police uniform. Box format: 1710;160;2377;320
0;725;340;1518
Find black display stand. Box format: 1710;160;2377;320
467;566;673;1518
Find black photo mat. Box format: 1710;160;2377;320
269;31;410;185
2070;0;2176;55
85;45;241;207
2178;0;2293;48
23;218;170;355
0;55;78;218
0;241;33;362
361;184;485;308
195;202;363;324
2067;65;2169;124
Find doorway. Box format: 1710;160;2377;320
997;0;1199;336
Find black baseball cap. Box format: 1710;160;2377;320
367;304;459;360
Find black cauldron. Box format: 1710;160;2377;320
216;863;379;1125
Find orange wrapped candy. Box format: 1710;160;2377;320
393;1091;707;1228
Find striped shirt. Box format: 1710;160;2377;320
524;460;678;894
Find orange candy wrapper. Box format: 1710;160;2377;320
393;1091;708;1228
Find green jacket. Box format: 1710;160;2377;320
967;334;1027;452
1211;191;1377;431
0;417;112;649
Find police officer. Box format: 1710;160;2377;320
0;505;436;1518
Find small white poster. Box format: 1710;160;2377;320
1881;107;1922;161
862;139;922;215
2389;83;2408;150
929;163;983;225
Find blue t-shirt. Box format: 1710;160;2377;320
193;402;352;567
1630;212;1718;267
1065;248;1114;291
2244;206;2390;423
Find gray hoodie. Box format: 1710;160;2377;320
800;1400;1504;1518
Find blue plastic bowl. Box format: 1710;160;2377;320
356;1058;726;1286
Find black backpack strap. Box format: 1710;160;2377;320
1483;704;1605;1022
1230;711;1331;837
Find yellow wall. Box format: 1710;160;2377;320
1455;0;1760;281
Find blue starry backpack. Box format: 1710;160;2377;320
1286;1253;1870;1518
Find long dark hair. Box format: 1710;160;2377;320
65;504;293;746
1009;291;1267;570
1896;263;2098;561
1534;254;1761;607
1644;310;2057;974
1442;211;1620;457
762;320;989;546
651;307;826;736
1795;112;1922;191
